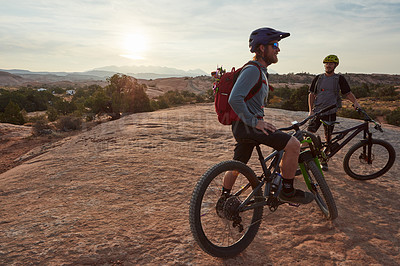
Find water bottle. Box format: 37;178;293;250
271;173;282;193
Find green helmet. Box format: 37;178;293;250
323;54;339;65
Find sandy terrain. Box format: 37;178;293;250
0;103;399;265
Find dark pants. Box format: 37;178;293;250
307;113;336;142
231;120;292;164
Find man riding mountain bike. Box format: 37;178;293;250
221;27;314;205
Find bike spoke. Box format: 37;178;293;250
199;170;258;248
346;142;391;178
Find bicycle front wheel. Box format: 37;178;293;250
189;160;263;258
343;139;396;180
305;160;338;220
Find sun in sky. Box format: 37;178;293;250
120;32;148;60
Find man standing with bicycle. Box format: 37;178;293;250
222;27;314;204
307;55;361;170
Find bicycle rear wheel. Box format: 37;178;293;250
304;160;338;220
189;160;263;258
343;138;396;180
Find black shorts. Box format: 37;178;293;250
231;120;292;164
307;113;336;133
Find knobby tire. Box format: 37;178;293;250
343;139;396;180
189;160;263;258
305;160;338;220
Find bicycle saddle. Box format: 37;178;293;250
321;120;340;127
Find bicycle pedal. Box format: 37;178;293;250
288;203;300;207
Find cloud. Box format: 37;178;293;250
0;0;399;73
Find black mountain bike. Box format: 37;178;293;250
302;107;396;180
189;105;338;258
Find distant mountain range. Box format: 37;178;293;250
1;65;207;79
0;65;208;87
1;65;400;90
93;65;208;79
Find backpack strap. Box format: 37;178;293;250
314;74;323;94
241;61;265;101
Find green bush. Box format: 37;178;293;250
337;108;362;119
0;101;25;125
0;88;56;112
386;108;400;127
281;85;309;111
46;106;59;122
373;86;398;98
56;116;82;131
350;84;371;98
32;119;53;135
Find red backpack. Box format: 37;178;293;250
212;62;264;125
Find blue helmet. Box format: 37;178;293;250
249;27;290;53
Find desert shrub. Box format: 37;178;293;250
26;114;47;123
373;86;398;98
46;106;59;122
350;84;371;98
163;90;185;105
0;101;25;125
150;98;169;110
32;119;53;135
337;108;360;119
0;88;56;112
386;107;400;127
281;85;309;111
338;107;390;121
52;98;77;115
269;85;292;101
56;116;82;131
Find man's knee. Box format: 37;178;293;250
284;137;300;154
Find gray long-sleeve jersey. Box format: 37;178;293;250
228;61;269;127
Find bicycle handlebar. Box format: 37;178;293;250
355;107;383;132
278;104;337;131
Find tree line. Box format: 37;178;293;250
0;74;212;133
1;73;400;131
267;83;400;126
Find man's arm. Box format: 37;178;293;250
344;92;361;109
308;92;316;115
339;75;361;109
228;66;260;127
308;75;319;115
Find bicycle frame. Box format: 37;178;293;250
323;120;370;159
236;147;284;212
237;138;323;213
233;104;338;214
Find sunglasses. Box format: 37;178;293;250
266;42;279;50
268;42;279;49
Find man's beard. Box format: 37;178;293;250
263;50;278;65
325;69;334;74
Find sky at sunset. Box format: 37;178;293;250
1;0;399;75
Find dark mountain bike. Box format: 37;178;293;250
302;107;396;180
189;105;338;258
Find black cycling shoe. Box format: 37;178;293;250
278;189;314;204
